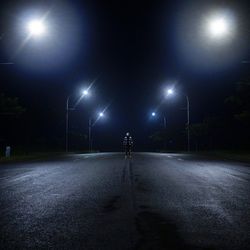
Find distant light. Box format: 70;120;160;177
82;89;89;96
167;88;174;95
207;16;229;38
27;19;46;37
152;112;156;117
99;112;104;117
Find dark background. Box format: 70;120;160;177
0;0;249;153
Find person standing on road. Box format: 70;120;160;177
123;132;133;159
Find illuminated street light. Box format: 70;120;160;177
204;11;235;42
27;19;46;37
151;112;166;129
167;88;174;96
1;18;46;64
150;111;167;150
82;89;89;96
99;112;104;117
207;17;229;38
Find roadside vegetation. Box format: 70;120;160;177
150;81;250;160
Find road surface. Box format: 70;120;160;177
0;153;249;249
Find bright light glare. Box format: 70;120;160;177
28;20;46;36
82;90;89;96
167;88;174;95
207;17;229;38
99;112;104;117
152;112;156;117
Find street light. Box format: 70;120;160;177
207;17;229;38
151;112;166;129
82;89;89;96
66;88;90;152
166;87;190;152
27;19;47;37
166;88;174;96
204;12;235;42
1;19;47;64
88;111;105;152
151;111;167;150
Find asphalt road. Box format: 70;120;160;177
0;153;249;250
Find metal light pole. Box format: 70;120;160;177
163;116;167;150
65;89;89;153
185;94;190;152
151;112;166;129
88;118;92;152
163;116;167;130
88;112;105;153
65;96;70;153
166;88;190;152
151;112;167;150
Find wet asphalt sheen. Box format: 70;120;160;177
0;153;250;250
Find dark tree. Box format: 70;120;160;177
0;93;25;116
225;82;250;149
0;93;25;154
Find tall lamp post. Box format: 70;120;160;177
166;88;190;152
66;89;89;152
88;112;104;152
185;94;190;152
151;112;167;150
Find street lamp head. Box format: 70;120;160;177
27;19;46;37
82;89;89;96
167;88;174;96
99;112;104;117
152;112;156;117
207;16;229;38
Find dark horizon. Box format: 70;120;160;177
1;0;250;153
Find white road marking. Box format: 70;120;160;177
9;174;31;182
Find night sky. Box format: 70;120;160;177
0;0;250;151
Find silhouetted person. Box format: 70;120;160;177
123;132;133;158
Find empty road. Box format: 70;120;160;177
0;153;249;249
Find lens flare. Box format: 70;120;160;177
207;17;229;38
28;20;46;36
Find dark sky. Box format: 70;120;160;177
0;0;249;151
